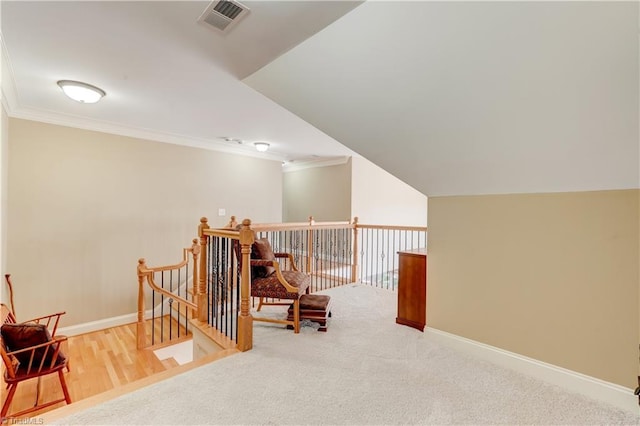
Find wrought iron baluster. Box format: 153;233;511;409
161;270;165;342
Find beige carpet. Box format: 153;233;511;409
54;284;639;425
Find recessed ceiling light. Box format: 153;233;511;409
254;142;270;152
220;137;243;144
57;80;106;104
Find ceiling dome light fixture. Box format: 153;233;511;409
57;80;106;104
254;142;270;152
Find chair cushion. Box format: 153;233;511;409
1;322;66;368
251;270;310;299
251;238;276;278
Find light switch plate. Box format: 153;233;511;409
218;208;226;216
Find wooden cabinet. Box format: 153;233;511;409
396;248;427;331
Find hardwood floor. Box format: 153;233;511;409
3;318;189;420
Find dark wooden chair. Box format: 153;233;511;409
1;294;71;417
235;236;310;333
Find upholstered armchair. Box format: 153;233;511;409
236;236;310;333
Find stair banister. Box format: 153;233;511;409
236;218;254;351
197;217;210;322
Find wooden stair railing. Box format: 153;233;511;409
136;239;200;349
138;220;255;353
198;217;254;352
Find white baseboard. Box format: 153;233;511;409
58;278;193;337
57;309;153;337
426;327;638;414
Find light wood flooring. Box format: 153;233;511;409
3;318;190;420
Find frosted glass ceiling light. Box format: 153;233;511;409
254;142;270;152
57;80;106;104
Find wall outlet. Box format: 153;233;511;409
218;208;226;217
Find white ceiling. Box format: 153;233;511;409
2;1;638;197
246;1;639;196
1;1;362;164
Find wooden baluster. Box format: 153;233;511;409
351;217;359;284
197;217;210;322
237;219;254;351
136;258;148;349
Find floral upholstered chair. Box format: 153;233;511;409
236;236;310;333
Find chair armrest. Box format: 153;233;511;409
273;253;299;272
250;259;275;267
250;259;300;294
20;312;65;337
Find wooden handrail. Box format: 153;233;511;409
202;228;241;238
138;240;199;273
246;220;425;233
141;266;197;311
252;222;354;232
356;224;428;232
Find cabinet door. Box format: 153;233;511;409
396;252;426;331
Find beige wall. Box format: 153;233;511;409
7;118;282;326
427;190;639;388
283;160;351;222
351;156;427;226
283;156;428;226
0;106;7;302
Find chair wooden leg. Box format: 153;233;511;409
257;297;264;312
293;299;300;334
1;383;17;418
58;370;72;404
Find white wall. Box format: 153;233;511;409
1;13;8;304
283;156;428;226
282;160;351;222
7;118;282;326
351;156;427;226
0;104;7;305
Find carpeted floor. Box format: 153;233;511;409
55;284;640;425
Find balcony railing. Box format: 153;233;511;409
137;216;426;352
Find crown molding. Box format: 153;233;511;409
1;29;284;162
282;155;351;172
6;104;288;161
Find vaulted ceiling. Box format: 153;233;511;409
2;1;638;196
246;1;639;196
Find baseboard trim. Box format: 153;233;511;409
57;309;153;337
57;280;193;337
426;327;638;414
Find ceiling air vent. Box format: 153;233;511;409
198;0;250;33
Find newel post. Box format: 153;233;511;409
237;219;254;352
190;238;200;311
136;258;149;349
197;217;210;322
351;217;359;283
225;215;238;229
